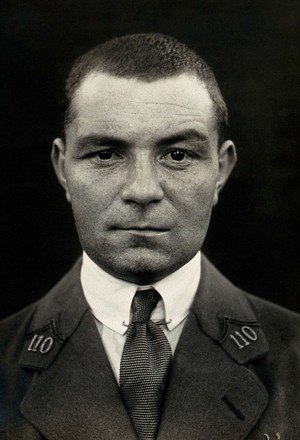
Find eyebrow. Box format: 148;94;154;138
157;129;209;147
75;128;209;149
75;135;127;149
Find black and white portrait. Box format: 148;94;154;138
1;1;299;438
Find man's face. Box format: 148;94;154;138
53;72;235;283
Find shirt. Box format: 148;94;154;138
81;251;201;382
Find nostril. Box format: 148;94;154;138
121;179;164;205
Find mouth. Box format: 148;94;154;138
112;226;170;236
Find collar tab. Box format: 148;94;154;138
192;256;269;365
18;259;89;371
219;316;269;365
19;318;66;370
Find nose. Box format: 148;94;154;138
121;157;164;205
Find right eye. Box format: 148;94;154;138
85;148;124;167
97;150;114;160
92;149;123;162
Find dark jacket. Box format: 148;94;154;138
1;256;300;439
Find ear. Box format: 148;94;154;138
51;138;71;202
213;140;237;205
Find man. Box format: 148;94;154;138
0;33;299;439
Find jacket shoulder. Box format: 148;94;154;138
244;291;300;386
0;259;82;361
0;303;38;360
245;292;300;338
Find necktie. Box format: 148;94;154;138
120;289;172;440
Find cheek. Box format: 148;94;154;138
65;168;121;209
169;175;217;214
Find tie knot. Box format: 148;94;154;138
131;289;161;323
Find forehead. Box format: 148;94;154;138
69;72;216;140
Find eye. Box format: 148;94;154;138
93;149;123;163
170;150;186;161
97;149;114;160
160;148;194;169
87;148;123;166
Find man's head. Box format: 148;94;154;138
64;33;229;145
52;33;236;284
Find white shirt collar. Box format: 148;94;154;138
81;251;201;335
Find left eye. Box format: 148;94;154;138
160;148;194;168
169;150;186;161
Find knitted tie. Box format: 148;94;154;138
120;289;172;440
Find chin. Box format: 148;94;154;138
123;268;163;285
118;255;171;284
95;248;181;284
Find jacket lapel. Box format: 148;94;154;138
157;256;269;440
19;256;269;439
19;261;136;440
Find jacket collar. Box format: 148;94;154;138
19;256;269;439
157;256;269;439
19;259;136;440
192;255;269;364
19;259;89;370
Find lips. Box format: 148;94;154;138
116;228;170;238
111;225;171;232
122;227;169;231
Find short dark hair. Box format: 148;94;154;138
64;33;229;144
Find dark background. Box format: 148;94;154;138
1;0;299;319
